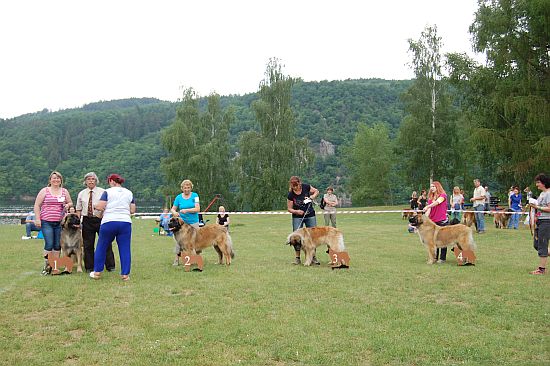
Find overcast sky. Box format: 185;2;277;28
0;0;482;119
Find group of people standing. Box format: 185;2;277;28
408;174;550;274
33;171;135;281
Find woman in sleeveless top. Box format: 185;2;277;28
33;171;73;275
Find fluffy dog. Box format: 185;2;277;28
168;217;234;265
60;213;83;273
494;209;511;229
409;214;476;265
286;226;345;266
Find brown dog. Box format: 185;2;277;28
402;210;415;220
494;209;511;229
409;214;477;265
461;211;477;231
286;226;346;266
168;217;234;265
60;213;83;273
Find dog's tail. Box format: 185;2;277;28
337;232;346;252
469;230;477;251
227;234;235;258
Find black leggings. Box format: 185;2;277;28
435;219;449;261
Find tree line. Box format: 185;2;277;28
1;0;547;210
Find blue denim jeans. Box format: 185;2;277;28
508;208;521;229
41;220;61;251
26;223;40;237
474;205;485;232
292;216;317;231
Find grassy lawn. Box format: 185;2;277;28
1;208;548;365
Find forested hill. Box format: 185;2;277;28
0;78;411;203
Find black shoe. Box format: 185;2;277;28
292;257;301;265
311;257;321;265
106;268;115;272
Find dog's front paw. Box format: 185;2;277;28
77;267;83;273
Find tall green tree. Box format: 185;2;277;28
397;25;457;185
237;58;313;210
161;89;233;207
447;0;550;187
343;123;395;205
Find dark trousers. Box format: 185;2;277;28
435;219;449;261
82;216;115;271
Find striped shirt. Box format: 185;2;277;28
40;187;69;222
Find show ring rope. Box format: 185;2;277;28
0;209;530;218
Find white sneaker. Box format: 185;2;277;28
21;236;31;240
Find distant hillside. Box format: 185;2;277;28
0;79;410;204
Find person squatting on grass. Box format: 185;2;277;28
89;174;135;281
34;171;74;275
170;179;200;266
287;176;319;265
424;181;449;263
529;173;550;275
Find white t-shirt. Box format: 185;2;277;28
100;187;134;224
473;186;486;207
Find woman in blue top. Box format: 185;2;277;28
507;186;522;229
170;179;200;266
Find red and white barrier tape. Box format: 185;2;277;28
0;209;529;218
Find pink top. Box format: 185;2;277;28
428;193;448;223
40;187;69;222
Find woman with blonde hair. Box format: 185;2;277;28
424;181;449;263
451;186;464;221
170;179;200;266
34;171;73;275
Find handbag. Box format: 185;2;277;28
320;198;326;210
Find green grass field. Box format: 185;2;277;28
1;208;548;365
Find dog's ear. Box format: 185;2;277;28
177;217;184;225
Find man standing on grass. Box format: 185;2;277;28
471;179;486;234
76;172;115;273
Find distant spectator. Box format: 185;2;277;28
410;191;419;210
507;186;522;230
22;211;39;240
470;179;486;234
524;186;533;201
216;206;230;231
322;187;338;228
460;189;466;210
159;208;172;236
451;186;463;221
418;190;427;211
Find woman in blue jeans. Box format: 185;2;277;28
33;171;74;274
287;176;319;265
507;186;522;229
